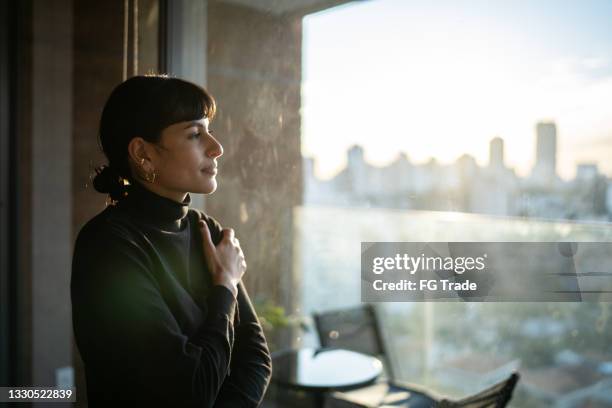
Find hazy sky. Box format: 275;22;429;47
301;0;612;180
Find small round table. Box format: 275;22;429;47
272;347;383;408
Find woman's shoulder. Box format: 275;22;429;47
75;205;142;248
72;206;154;279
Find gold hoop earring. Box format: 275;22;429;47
138;158;155;183
145;171;157;183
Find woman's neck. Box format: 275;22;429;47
135;179;189;204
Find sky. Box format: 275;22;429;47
301;0;612;181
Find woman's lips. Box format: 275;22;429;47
202;167;217;175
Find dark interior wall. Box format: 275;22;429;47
14;0;34;389
72;0;124;231
72;1;125;405
30;0;74;391
0;0;8;386
207;2;304;345
0;0;16;388
5;0;76;399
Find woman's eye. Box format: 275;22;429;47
190;132;201;139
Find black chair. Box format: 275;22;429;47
314;304;439;407
438;373;520;407
313;304;519;408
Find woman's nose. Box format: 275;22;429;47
206;135;223;158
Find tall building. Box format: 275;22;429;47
489;137;504;169
346;145;368;195
536;122;557;175
347;144;365;165
531;121;558;185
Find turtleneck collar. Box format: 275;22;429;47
117;180;191;230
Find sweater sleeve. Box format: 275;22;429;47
71;224;237;406
213;281;273;407
200;213;273;407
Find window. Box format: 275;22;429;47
298;1;612;406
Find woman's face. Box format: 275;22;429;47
148;117;223;199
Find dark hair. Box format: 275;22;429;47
92;74;216;202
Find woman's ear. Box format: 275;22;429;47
127;137;153;171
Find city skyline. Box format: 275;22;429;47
304;120;610;221
302;0;612;182
304;120;585;185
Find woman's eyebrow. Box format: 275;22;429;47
182;121;205;129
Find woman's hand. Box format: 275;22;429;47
199;220;246;298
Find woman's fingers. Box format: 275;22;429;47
214;226;246;275
222;228;234;243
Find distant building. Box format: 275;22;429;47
531;122;558;186
346;145;368;196
606;181;612;215
576;163;598;181
489;136;505;170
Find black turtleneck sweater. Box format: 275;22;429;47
71;181;272;407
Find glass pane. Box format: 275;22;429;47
299;1;612;406
137;0;159;75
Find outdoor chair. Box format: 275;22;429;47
314;304;519;408
437;373;520;407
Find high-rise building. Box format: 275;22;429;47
489;137;504;169
346;145;367;195
531;121;557;185
347;144;365;165
536;122;557;175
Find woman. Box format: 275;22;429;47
71;75;272;407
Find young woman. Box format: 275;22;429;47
71;75;272;406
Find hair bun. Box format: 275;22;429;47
92;165;127;202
